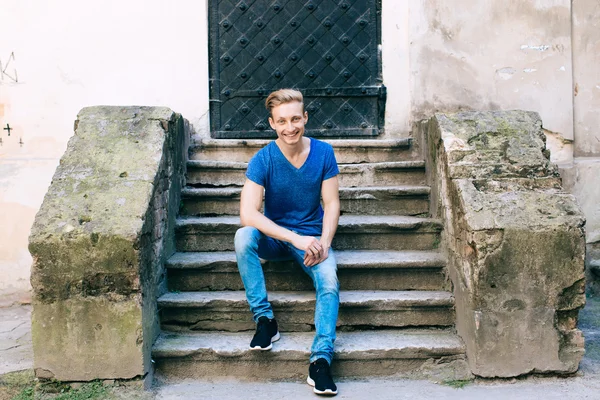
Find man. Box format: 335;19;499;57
234;88;340;396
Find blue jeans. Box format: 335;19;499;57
234;226;339;364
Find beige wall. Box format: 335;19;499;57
1;0;598;294
0;0;210;294
381;1;411;136
573;0;600;157
409;0;574;162
565;0;600;249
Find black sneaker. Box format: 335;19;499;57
249;316;280;350
307;358;338;396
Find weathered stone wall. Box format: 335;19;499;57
28;107;188;381
422;111;586;377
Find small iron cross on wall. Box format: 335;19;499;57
3;124;12;136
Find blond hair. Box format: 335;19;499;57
265;89;304;116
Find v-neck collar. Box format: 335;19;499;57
273;137;313;171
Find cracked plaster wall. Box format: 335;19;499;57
409;0;574;163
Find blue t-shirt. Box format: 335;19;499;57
246;138;339;236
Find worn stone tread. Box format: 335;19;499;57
166;250;446;270
175;215;443;232
188;138;419;164
339;185;429;197
187;160;248;170
187;160;425;171
181;185;431;198
189;138;421;164
186;160;426;188
340;161;425;170
158;290;454;309
192;138;412;149
180;185;431;216
152;329;465;360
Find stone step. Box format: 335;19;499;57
166;250;448;291
186;160;426;187
180;185;430;216
175;215;443;252
152;329;469;381
189;138;417;164
158;290;455;332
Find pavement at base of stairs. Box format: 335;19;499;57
154;376;600;400
0;294;32;376
2;292;600;400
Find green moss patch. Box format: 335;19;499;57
0;371;153;400
440;379;472;389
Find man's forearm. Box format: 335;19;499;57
320;202;340;248
241;208;300;244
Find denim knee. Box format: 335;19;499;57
313;266;340;295
234;226;260;253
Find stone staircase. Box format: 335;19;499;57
151;138;469;381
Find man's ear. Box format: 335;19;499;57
268;117;276;130
304;111;308;123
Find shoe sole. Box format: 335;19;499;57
249;331;280;351
307;376;338;396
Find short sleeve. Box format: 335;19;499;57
246;151;267;186
323;145;339;181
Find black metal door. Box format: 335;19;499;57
209;0;385;138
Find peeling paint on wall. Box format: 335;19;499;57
544;127;574;164
520;44;551;51
496;67;516;80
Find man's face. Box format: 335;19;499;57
268;101;308;145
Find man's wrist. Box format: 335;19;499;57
288;231;302;244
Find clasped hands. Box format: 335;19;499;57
292;235;329;267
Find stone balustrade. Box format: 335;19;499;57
28;107;188;381
422;111;586;377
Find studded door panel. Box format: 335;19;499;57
209;0;385;138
